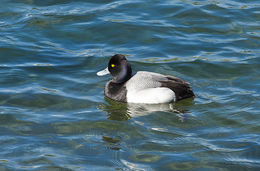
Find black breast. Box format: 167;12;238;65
105;81;127;102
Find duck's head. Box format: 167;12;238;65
97;54;132;83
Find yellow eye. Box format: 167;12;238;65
111;64;115;68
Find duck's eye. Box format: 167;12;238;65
111;64;115;68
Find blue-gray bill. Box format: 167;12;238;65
97;67;109;76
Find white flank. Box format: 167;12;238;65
127;87;176;104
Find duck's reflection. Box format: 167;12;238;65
99;98;194;151
98;98;130;121
99;97;193;122
102;135;121;150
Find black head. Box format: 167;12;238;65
108;54;132;83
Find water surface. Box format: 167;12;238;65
0;0;260;170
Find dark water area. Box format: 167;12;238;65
0;0;260;170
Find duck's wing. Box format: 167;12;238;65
160;75;195;101
126;71;167;90
126;71;194;101
125;71;176;103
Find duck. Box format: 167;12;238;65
97;54;195;104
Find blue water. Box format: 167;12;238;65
0;0;260;170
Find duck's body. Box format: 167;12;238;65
97;54;194;104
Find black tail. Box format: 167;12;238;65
160;76;195;101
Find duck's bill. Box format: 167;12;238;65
97;67;110;76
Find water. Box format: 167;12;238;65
0;0;260;170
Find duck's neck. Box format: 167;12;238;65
105;81;127;102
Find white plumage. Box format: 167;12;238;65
126;71;176;103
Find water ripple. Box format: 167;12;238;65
0;0;260;170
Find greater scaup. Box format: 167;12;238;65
97;54;195;104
